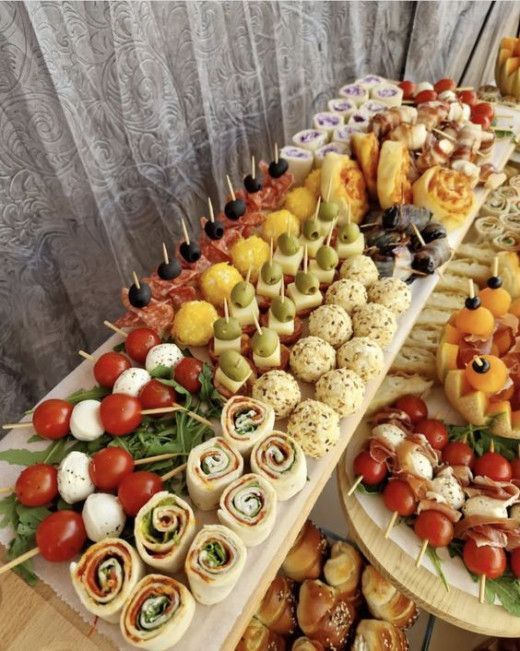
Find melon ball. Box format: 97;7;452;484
262;209;300;243
304;169;322;198
284;187;317;222
230;235;270;282
172;300;218;347
200;262;243;307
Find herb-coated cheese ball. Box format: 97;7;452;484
286;399;340;458
289;336;336;383
351;303;397;348
251;370;301;419
367;277;411;315
315;368;365;417
308;304;353;348
339;254;379;287
337;336;384;382
325;279;367;314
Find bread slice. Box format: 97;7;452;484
391;346;437;378
368;374;433;413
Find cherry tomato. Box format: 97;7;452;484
510;548;520;578
36;511;86;562
415;419;449;450
99;394;142;436
125;328;161;364
394;395;428;423
117;471;164;516
511;458;520;482
353;450;387;485
399;80;416;100
474;451;512;482
415;90;438;105
15;464;58;507
442;441;475;467
472;102;494;120
434;78;456;94
93;352;131;388
174;357;203;393
89;447;135;492
470;113;491;130
414;510;454;547
139;380;176;411
463;539;506;579
383;480;416;516
32;399;73;440
457;89;477;106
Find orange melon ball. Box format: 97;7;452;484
479;286;512;317
510;297;520;318
454;306;495;338
465;355;509;393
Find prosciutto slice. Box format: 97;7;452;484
369;408;414;434
465;476;520;504
455;516;520;550
417;499;462;523
368;437;396;467
392;472;431;501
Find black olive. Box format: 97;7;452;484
244;173;263;193
204;219;225;240
225;198;246;221
157;258;181;280
128;281;152;308
465;296;481;310
268;158;289;179
487;275;502;289
180;241;201;263
472;358;490;374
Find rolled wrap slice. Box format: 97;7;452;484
121;574;195;651
134;491;195;573
187;436;244;511
217;473;277;546
185;524;247;605
250;431;307;501
221;395;275;456
70;538;145;623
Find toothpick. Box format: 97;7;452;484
162;242;169;264
226;175;236;201
135;453;182;466
0;486;13;495
473;356;485;369
412;224;426;247
327;177;333;202
280;278;285;302
274;143;279;164
253;312;262;335
224;298;229;322
78;350;95;362
246;266;252;284
208;197;215;223
161;463;188;482
2;422;32;431
489;438;495;453
479;575;486;604
493;256;499;278
0;547;40;575
104;320;128;338
269;238;274;262
181;218;190;245
433;128;456;143
384;511;398;539
415;539;428;567
314;197;321;221
303;246;308;273
468;278;475;299
347;475;363;496
326;221;335;246
251;155;255;179
132;272;140;290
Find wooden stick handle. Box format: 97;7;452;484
208;197;215;223
0;486;13;495
415;539;428;568
141;407;177;416
181;218;190;245
479;574;486;603
171;405;213;429
103;321;128;337
412;224;426;247
162;242;169;264
161;463;188;482
78;350;95;362
2;422;32;430
226;175;236;201
0;547;39;575
347;475;363;496
135;453;182;466
384;511;399;539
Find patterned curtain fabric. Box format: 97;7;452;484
1;0;518;422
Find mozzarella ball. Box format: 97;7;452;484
287;399;340;458
145;343;184;374
463;496;508;520
289;336;336;383
351;303;397;348
339;255;379;287
407;451;433;480
69;400;104;442
58;451;95;504
325;279;367;314
82;493;126;542
315;368;365;417
112;367;151;397
367;277;411;315
430;470;465;510
337;336;384;382
252;370;301;419
371;423;406;449
308;304;352;348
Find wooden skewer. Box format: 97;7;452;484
384;511;399;539
314;197;321;222
142;405;213;429
479;574;486;603
326;177;333;202
132;272;140;290
135;453;181;466
326;221;335;246
456;86;473;91
253;313;262;335
162;242;169;265
0;547;40;575
181;218;190;245
346;200;351;224
412;224;426;247
274;143;279;164
280;277;285;301
473;356;485;369
493;256;499;277
415;539;428;567
468;278;475;299
207;197;215;223
161;462;188;482
432;128;485;157
0;486;13;495
246;267;252;284
269;238;274;262
251;155;256;179
347;475;363;496
489;438;495;453
226;175;236;202
2;422;32;430
78;350;95;363
224;298;229;322
104;320;127;337
303;246;308;273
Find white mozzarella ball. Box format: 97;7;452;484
82;493;126;542
414;82;434;96
430;473;465;510
408;451;433;480
58;451;95;504
371;424;406;449
69;400;104;442
145;343;184;374
112;368;151;397
463;496;508;520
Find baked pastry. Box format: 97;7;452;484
291;638;325;651
282;520;328;582
376;140;412;209
351;619;408;651
296;579;355;649
255;575;297;636
351;131;380;198
361;565;418;628
236;617;287;651
323;541;363;604
320;153;369;223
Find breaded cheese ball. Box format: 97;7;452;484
339;254;379;287
367;277;411;315
289;336;336;383
337;336;384;382
252;370;301;419
325;279;367;314
286;399;340;458
308;304;353;348
315;368;365;417
351;303;397;348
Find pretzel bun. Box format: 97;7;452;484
282;520;328;582
236;617;287;651
320;153;369;224
323;541;364;604
255;575;297;636
376;140;412;209
291;638;325;651
361;565;418;628
352;619;408;651
351;132;380;199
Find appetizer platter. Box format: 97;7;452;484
1;74;519;651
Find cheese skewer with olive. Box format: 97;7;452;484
287;246;323;316
213;349;255;398
300;197;324;258
263;281;303;346
309;223;339;287
256;239;284;310
336;202;365;259
209;300;248;360
229;269;260;333
273;231;304;278
250;314;289;373
317;178;339;236
204;197;225;240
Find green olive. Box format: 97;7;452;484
338;223;361;243
231;281;255;308
319;201;339;222
278;232;300;256
220;350;250;381
302;219;321;241
213;317;242;341
271;296;296;322
316;245;339;271
295;270;320;295
252;327;279;357
261;260;283;285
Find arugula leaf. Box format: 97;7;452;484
112;341;125;352
0;495;17;529
447;424;519;460
66;386;110;404
355;482;382;495
485;573;520;616
0;439;70;467
149;365;172;379
157;377;191;398
426;547;449;592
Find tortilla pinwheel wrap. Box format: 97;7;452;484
217;473;277;547
184;524;247;605
134;491;195;573
220;395;275;456
70;538;145;623
186;436;244;511
120;574;195;651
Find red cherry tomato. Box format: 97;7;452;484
511;458;520;482
383;480;416;516
470;113;491;130
399;80;416;100
415;90;438;105
36;511;86;562
415;419;449;450
472;102;494;120
125;328;161;364
99;394;142;436
434;78;456;94
89;447;135;492
173;357;203;393
117;471;164;516
353;451;387;485
394;395;428;423
414;510;454;547
139;380;176;411
463;539;506;579
510;548;520;578
93;352;131;388
457;89;477;105
442;441;475;467
32;399;73;440
15;464;58;507
474;451;512;482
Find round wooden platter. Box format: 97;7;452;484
337;420;520;638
